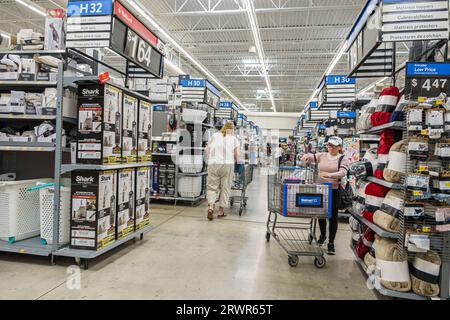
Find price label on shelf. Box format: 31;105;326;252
413;190;424;197
418;165;429;173
405;62;450;99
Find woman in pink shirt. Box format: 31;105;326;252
301;136;350;255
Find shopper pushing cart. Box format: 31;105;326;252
266;163;333;269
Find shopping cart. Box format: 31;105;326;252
230;164;253;216
266;165;332;268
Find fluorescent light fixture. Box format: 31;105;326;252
0;32;11;40
15;0;46;17
125;0;249;113
242;0;277;112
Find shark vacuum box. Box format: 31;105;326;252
117;168;136;239
77;83;122;164
135;166;151;230
138;100;152;162
122;94;138;163
70;170;117;250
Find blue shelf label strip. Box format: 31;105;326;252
326;75;356;85
407;62;450;77
68;0;113;17
337;111;357;118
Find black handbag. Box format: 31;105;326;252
337;155;353;211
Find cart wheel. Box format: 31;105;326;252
244;200;247;208
83;259;89;270
230;200;234;207
288;255;299;267
314;257;326;269
266;232;271;242
308;234;314;245
239;208;243;216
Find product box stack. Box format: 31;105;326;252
70;81;152;251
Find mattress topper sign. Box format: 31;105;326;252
405;62;450;99
326;75;356;85
68;0;113;16
381;0;449;42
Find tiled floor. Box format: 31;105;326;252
0;169;378;300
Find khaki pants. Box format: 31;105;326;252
207;164;234;208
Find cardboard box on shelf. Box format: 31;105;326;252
122;94;138;163
117;168;135;239
18;59;37;81
70;170;117;251
135;167;150;230
138;100;152;162
76;83;122;164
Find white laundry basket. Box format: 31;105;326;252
182;109;207;123
178;176;203;198
39;180;71;245
179;155;204;173
0;179;52;243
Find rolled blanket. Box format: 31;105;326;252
358;99;378;131
410;251;441;297
356;180;370;204
371;112;393;126
349;159;376;179
355;227;375;259
384;140;407;183
349;216;361;244
365;183;391;212
364;252;377;268
375;237;411;292
380;190;404;218
362;210;375;223
374;169;385;180
373;209;401;232
377;86;401;113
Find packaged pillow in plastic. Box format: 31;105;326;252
384;140;407;183
410;251;441;297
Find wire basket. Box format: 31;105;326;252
39;181;71;245
178;176;203;198
0;179;52;243
182;108;207;123
179;155;204;173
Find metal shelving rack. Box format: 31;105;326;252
0;49;156;268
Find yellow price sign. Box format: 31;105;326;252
418;97;427;103
422;226;432;233
413;190;423;196
436;99;444;105
421;129;429;136
445;182;450;188
419;166;429;172
19;249;26;254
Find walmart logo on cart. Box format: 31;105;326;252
296;194;323;207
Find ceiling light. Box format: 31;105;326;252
242;0;276;112
248;46;257;53
0;32;11;40
125;0;248;113
15;0;46;17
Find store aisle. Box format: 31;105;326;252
0;169;378;300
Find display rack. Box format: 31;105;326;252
0;46;158;267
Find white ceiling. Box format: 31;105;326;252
0;0;410;113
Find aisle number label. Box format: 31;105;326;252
68;0;113;17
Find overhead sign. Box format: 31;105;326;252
323;75;356;105
381;0;449;42
180;79;206;87
180;79;220;108
310;101;318;109
405;62;450;99
67;0;165;78
66;0;113;48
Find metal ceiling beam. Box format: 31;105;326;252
183;38;342;46
160;5;363;17
168;24;352;34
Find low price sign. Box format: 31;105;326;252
405;62;450;99
337;111;357;128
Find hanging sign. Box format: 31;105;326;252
381;0;449;42
180;79;220;108
310;101;319;109
323;75;356;105
405;62;450;99
337;111;357;128
66;0;113;48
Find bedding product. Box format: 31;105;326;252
349;216;361;244
374;169;385;180
371;87;401;126
355;227;375;259
410;251;441;297
357;99;378;131
364;252;377;268
362;210;375;223
378;130;395;165
375;236;411;292
373;209;401;232
365;183;391;212
384;140;407;183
